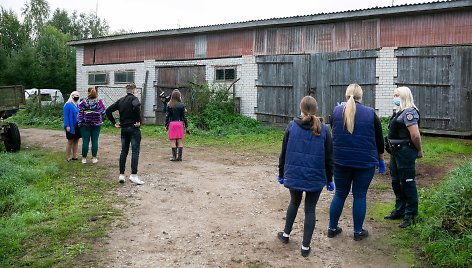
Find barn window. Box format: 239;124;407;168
114;70;135;84
88;72;108;85
215;67;236;81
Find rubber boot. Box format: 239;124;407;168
170;147;177;161
177;147;183;161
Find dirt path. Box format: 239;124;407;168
21;128;411;268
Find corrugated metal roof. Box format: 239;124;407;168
68;0;471;46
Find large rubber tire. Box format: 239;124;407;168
4;122;21;152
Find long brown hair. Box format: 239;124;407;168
87;87;97;99
167;89;181;108
300;96;322;136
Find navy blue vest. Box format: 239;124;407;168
283;121;327;192
332;103;378;168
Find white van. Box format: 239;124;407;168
25;88;64;105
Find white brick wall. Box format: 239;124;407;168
375;47;398;117
75;48;258;123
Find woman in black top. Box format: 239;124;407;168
165;89;189;161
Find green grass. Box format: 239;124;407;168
413;159;472;267
420;136;472;164
0;148;120;267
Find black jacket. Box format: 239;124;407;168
165;102;188;128
106;93;141;127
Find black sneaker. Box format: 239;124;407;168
301;246;311;257
354;229;369;241
277;232;289;244
399;216;417;228
327;227;342;238
384;211;404;220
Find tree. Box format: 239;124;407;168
49;8;72;35
22;0;50;41
0;8;28;56
34;25;75;92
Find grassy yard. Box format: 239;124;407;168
0;147;120;267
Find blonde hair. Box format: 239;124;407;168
343;84;363;134
395;86;418;112
87;87;97;99
66;91;80;104
300;96;322;136
167;89;181;108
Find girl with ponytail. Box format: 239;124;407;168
276;96;334;257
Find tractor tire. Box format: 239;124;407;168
4;122;21;152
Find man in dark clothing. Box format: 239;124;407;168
106;84;144;185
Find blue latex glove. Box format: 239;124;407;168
378;159;386;174
277;177;284;184
327;182;335;191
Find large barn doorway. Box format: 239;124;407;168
396;46;472;135
256;50;378;124
154;65;206;125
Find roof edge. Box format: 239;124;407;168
67;0;472;46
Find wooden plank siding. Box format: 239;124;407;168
381;10;472;47
82;9;472;65
254;20;379;55
206;30;254;58
395;46;472;135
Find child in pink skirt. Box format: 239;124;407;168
165;89;189;161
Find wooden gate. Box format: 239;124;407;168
154;65;206;124
256;50;377;124
396;46;472;135
311;50;378;121
255;55;309;124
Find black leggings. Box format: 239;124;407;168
283;189;322;247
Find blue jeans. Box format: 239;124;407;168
81;126;101;157
120;126;141;174
329;165;375;233
283;190;321;247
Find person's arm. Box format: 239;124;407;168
407;124;423;158
132;98;142;123
165;108;170;129
105;100;119;126
374;113;385;160
98;99;106;115
324;127;334;183
63;104;71;131
182;106;188;129
278;126;290;178
77;101;84;126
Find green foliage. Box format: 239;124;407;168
412;160;472;267
188;83;275;137
0;149;118;267
12;98;64;129
0;0;109;91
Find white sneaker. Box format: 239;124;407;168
92;157;98;164
119;174;125;183
129;175;144;185
81;158;87;164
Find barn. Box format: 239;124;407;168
68;0;472;136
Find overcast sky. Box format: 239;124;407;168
2;0;437;33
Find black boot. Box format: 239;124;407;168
170;148;177;161
399;216;417;228
177;147;183;161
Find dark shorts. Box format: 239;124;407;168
65;125;81;140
